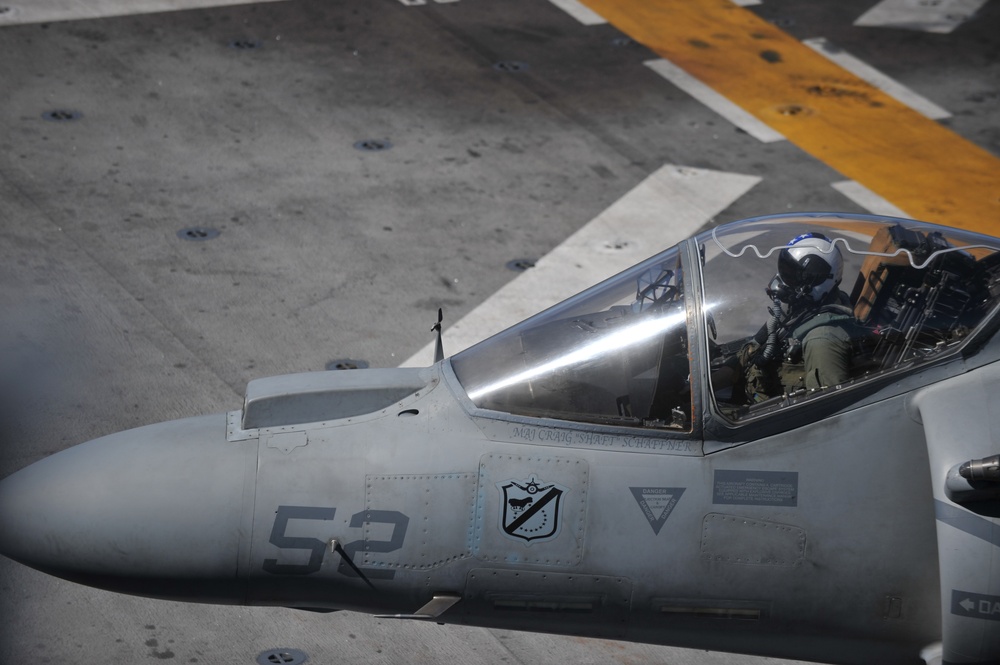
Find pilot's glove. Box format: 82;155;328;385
785;338;802;363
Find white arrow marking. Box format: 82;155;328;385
644;60;786;144
854;0;989;34
0;0;289;25
831;180;911;218
804;38;950;120
547;0;607;25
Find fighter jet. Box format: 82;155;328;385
1;212;998;665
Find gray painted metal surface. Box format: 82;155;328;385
1;1;998;664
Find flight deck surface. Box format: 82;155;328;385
1;0;997;663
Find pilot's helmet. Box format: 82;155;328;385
768;232;843;303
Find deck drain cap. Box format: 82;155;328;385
506;258;536;272
230;38;263;49
354;139;392;152
493;61;529;73
326;358;369;370
257;648;308;665
42;110;83;122
767;16;797;27
177;227;220;241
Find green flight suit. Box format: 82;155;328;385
736;302;861;404
783;305;859;392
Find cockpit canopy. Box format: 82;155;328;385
703;215;1000;421
452;245;691;430
452;213;1000;432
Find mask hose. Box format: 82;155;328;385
759;296;785;363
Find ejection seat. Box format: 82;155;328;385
847;224;988;376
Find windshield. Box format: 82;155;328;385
700;214;1000;422
452;246;692;430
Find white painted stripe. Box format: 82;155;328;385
804;38;950;120
402;164;762;367
729;0;762;6
643;59;786;144
854;0;988;34
832;180;911;218
547;0;607;26
0;0;288;26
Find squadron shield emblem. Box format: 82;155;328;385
496;476;567;544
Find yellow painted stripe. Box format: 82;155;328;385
579;0;1000;234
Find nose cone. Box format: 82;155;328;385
0;414;257;604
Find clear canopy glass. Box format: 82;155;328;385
699;214;1000;420
451;246;692;431
453;213;1000;431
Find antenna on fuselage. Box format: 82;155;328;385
432;308;444;364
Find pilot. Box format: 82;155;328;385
722;232;863;404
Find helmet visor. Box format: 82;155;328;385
777;249;833;289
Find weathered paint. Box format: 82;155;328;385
578;0;1000;232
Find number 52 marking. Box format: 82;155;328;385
262;505;409;579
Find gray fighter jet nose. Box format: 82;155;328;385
0;414;257;603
